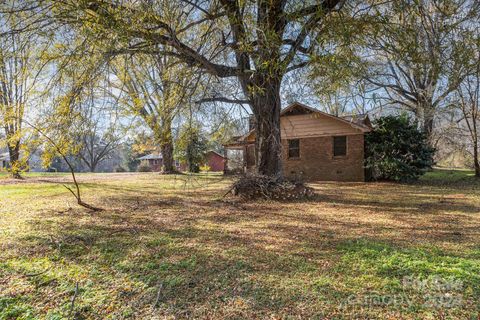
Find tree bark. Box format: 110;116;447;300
250;76;283;178
157;115;175;174
160;140;175;173
418;99;435;146
474;138;480;178
472;107;479;178
89;162;97;173
7;141;22;179
423;114;434;144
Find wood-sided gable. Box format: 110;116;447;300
280;102;371;139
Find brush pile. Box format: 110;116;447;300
229;174;315;200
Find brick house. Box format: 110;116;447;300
137;153;184;172
0;148;44;172
224;102;373;182
0;151;9;169
137;151;225;172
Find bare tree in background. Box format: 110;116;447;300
111;53;202;173
75;86;123;172
0;11;50;178
454;53;480;177
365;0;479;145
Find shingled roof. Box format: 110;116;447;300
280;102;372;131
137;153;162;161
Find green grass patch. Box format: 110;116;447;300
420;168;479;188
1;172;479;319
335;239;480;316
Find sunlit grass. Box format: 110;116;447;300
0;169;479;319
420;168;479;185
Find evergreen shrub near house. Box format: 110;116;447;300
365;115;435;182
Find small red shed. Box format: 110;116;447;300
204;150;226;172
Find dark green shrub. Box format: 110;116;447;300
365;115;435;182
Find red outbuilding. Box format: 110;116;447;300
204;150;226;172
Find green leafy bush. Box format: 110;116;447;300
365;115;435;182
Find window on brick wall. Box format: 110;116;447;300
288;139;300;158
333;136;347;157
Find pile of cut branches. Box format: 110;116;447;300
228;174;315;200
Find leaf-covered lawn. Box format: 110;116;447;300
1;170;479;319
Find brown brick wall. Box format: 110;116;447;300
281;134;365;182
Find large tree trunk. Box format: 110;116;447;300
472;113;480;178
418;100;435;146
423;117;433;140
159;115;175;174
89;162;97;173
474;138;480;178
423;115;434;144
250;76;283;178
161;140;175;173
7;141;22;179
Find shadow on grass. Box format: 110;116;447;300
12;213;347;318
4;171;480;319
13;209;480;318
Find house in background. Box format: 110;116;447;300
224;102;372;182
0;148;45;172
0;151;10;169
138;150;226;172
137;153;183;172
